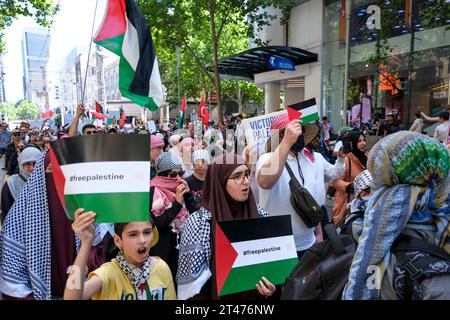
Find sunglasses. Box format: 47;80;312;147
13;133;20;137
168;171;185;178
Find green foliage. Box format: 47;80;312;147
0;101;17;120
137;0;295;111
15;100;38;120
0;0;59;53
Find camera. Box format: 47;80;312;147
339;134;352;153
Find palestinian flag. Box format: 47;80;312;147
94;0;163;111
215;215;297;296
49;135;150;223
178;96;187;129
287;97;319;124
95;101;104;114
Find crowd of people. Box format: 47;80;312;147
0;103;448;301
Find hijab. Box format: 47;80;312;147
349;131;367;168
201;153;259;221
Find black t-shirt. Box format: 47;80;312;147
185;174;204;210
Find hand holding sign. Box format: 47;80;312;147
283;120;303;148
72;208;96;246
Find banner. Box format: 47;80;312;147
215;215;297;296
241;110;285;154
50;135;150;223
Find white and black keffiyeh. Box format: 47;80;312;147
0;153;51;299
0;152;105;300
116;251;152;300
176;205;267;300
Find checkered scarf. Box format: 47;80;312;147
116;251;152;300
0;153;51;299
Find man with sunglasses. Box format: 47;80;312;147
68;104;98;137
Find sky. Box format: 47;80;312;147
3;0;109;102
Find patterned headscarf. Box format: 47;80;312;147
0;153;52;299
343;131;450;300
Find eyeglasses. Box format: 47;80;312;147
85;130;97;135
168;171;185;178
228;170;252;184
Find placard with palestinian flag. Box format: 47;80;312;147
287;97;319;124
49;135;150;223
215;215;297;296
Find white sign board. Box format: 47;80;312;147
147;120;156;133
242;110;286;149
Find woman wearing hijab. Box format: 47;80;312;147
0;152;106;300
332;131;367;226
177;153;276;300
343;131;450;300
1;146;42;224
150;152;198;282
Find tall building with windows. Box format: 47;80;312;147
21;27;50;111
0;55;5;103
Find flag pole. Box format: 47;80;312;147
81;0;100;107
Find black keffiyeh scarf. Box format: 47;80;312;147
116;251;152;300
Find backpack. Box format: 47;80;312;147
281;224;450;300
281;224;356;300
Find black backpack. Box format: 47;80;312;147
280;224;450;300
281;224;356;300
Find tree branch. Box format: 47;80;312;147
172;24;215;84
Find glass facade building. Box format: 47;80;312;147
322;0;449;131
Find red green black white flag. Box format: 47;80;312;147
287;98;319;124
50;135;150;223
215;215;297;296
94;0;163;111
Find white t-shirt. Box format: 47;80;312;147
256;150;345;251
435;122;449;143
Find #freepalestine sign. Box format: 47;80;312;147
215;215;297;296
49;135;150;223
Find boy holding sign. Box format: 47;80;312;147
64;211;176;300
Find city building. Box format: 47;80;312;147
0;55;5;103
215;0;449;131
21;27;50;112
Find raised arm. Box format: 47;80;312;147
257;120;302;190
68;105;85;137
64;209;102;300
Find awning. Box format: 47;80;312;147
209;46;318;81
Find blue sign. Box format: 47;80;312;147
263;55;295;71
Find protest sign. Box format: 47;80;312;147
215;215;297;296
147;120;156;133
50;135;150;223
241;110;285;154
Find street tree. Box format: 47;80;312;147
138;0;294;119
0;102;17;120
15;99;38;120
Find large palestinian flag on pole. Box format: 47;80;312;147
287;97;319;124
49;135;150;223
215;215;297;296
94;0;163;111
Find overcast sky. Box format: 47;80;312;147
3;0;108;102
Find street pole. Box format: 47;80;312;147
342;0;352;127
